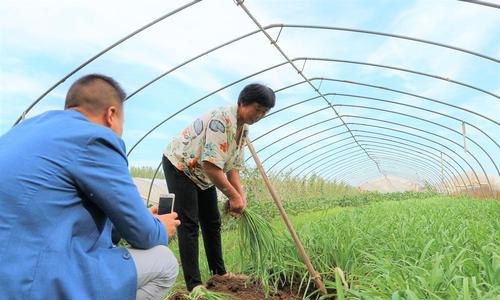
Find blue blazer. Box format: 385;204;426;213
0;110;168;300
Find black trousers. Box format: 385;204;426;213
162;155;226;291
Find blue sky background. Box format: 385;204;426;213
1;0;499;188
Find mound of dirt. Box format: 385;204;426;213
167;275;302;300
207;275;301;300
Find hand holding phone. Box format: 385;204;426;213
158;193;175;215
155;212;180;238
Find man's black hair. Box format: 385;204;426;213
237;83;275;108
64;74;126;112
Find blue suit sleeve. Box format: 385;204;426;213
69;131;168;249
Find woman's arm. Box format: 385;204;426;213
227;169;247;208
201;161;245;216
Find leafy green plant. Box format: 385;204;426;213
237;208;284;296
188;287;230;300
233;196;499;299
129;165;165;179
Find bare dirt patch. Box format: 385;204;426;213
167;275;302;300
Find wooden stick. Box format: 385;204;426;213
246;138;328;295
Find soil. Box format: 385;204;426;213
167;275;303;300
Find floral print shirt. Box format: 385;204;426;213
164;105;248;190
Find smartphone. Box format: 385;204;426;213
158;193;175;215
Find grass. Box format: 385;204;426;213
237;208;285;296
130;165;165;179
251;196;500;299
127;164;497;299
154;166;495;299
166;195;499;299
221;191;436;231
241;168;359;204
164;287;230;300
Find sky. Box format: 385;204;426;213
1;0;499;188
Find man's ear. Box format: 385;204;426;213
105;106;117;127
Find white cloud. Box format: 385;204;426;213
171;113;196;124
460;96;500;122
126;129;170;141
2;0;498;178
0;0;191;56
0;72;47;95
0;70;66;132
366;0;499;83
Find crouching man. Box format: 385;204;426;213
0;74;180;300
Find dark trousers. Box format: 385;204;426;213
162;155;226;291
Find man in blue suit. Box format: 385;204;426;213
0;74;180;300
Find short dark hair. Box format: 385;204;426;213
237;83;275;108
64;74;126;113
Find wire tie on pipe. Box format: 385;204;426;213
272;26;284;44
299;58;307;74
317;78;323;92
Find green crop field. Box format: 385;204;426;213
165;192;499;299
